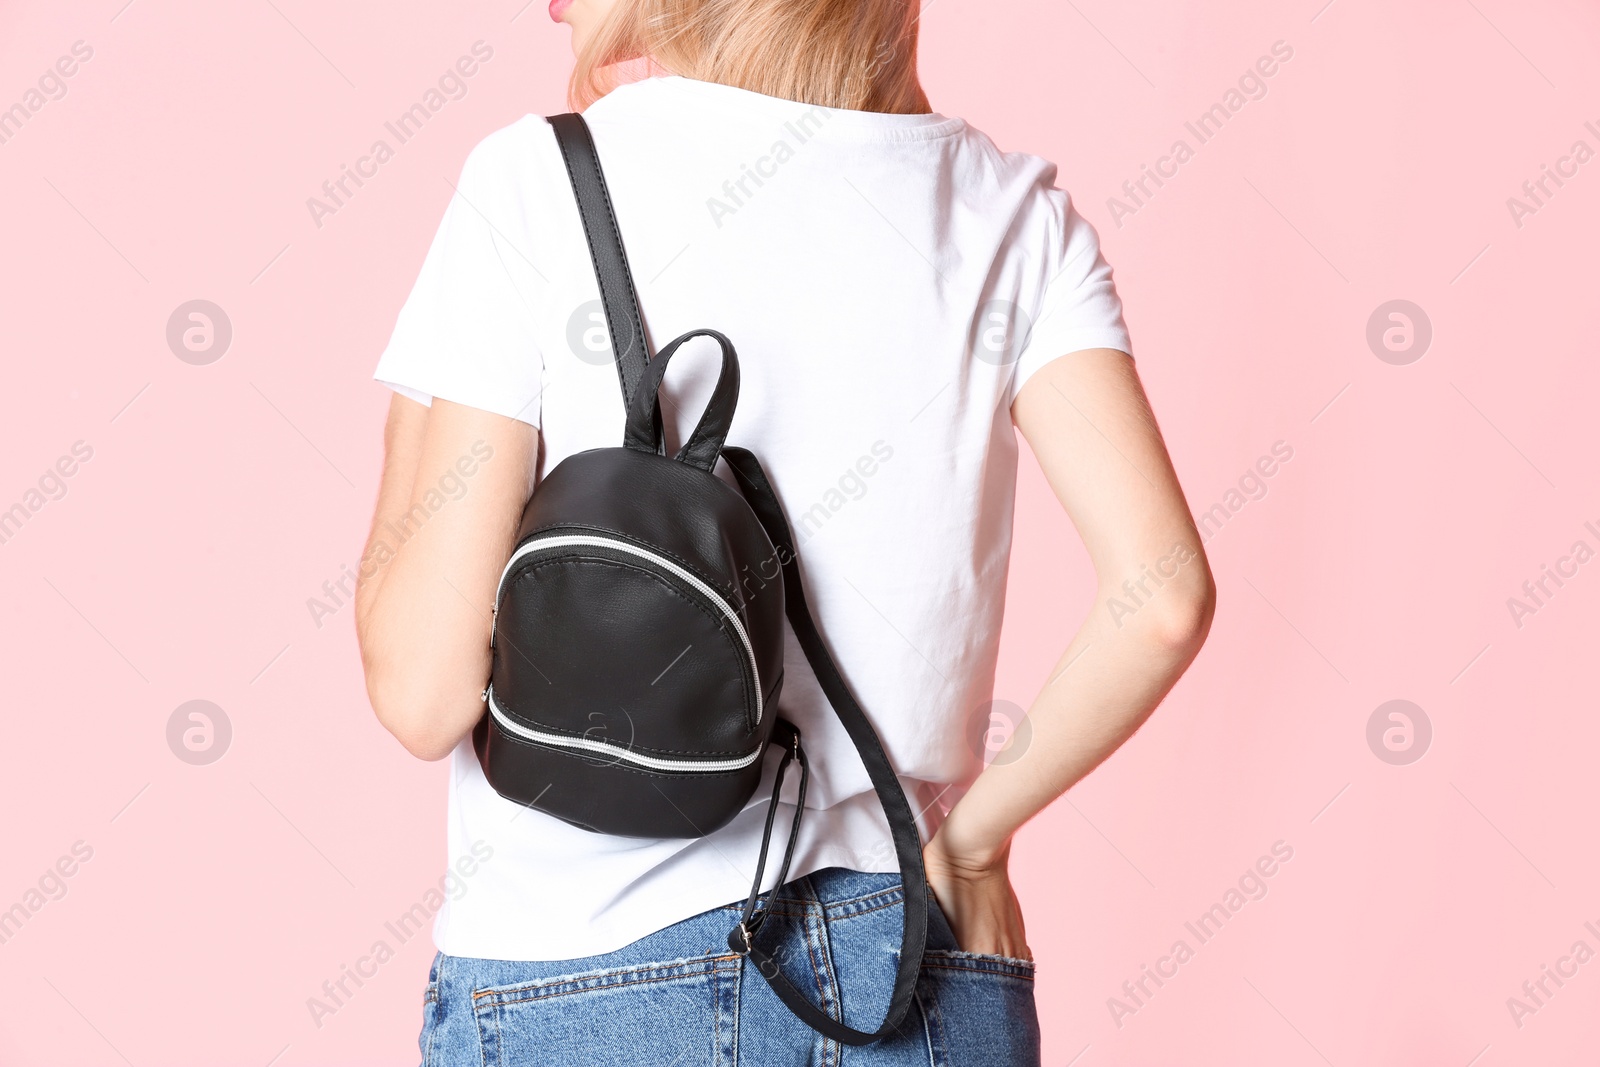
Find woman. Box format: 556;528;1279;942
356;0;1215;1062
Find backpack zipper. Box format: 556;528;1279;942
494;532;764;725
485;686;764;773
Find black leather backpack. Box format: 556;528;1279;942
472;113;928;1045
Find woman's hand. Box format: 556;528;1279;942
922;833;1031;961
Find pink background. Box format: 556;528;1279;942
2;0;1596;1063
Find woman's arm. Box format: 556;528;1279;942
355;396;537;760
353;393;428;633
924;348;1216;958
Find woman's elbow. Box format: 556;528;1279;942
1121;562;1215;659
387;718;466;763
1147;568;1216;657
366;672;475;762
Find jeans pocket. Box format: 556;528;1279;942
922;949;1037;979
919;951;1040;1067
470;952;744;1067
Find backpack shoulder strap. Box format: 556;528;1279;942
550;111;928;1046
721;445;930;1047
547;112;661;446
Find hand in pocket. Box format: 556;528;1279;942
922;837;1032;961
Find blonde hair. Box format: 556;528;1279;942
571;0;930;114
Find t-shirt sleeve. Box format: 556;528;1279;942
373;126;545;427
1008;191;1132;405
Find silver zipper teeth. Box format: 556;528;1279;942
495;533;763;725
486;687;763;773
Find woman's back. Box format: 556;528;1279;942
373;74;1130;961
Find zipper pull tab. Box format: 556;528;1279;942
480;685;490;703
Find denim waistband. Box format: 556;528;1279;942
707;866;904;923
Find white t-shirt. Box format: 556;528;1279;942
374;74;1131;961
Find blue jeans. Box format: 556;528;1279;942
420;867;1039;1065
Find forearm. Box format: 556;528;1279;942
936;559;1214;866
360;521;493;760
354;395;428;639
356;398;535;760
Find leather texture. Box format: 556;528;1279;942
547;111;662;451
510;447;788;706
473;713;769;839
494;548;759;746
491;444;787;737
476;111;927;1048
624;328;740;472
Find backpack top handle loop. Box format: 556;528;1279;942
624;328;741;473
